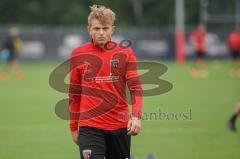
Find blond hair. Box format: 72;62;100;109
88;5;116;26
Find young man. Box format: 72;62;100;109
69;5;143;159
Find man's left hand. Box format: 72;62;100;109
127;116;141;136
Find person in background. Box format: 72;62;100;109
189;24;208;78
228;102;240;132
0;27;24;80
227;27;240;77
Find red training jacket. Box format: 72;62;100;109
69;41;143;131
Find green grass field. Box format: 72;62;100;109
0;60;240;159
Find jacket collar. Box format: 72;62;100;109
90;39;116;52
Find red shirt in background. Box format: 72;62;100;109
190;30;206;52
227;31;240;51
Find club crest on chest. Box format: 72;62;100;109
110;59;119;68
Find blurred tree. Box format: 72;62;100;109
131;0;143;25
0;0;218;27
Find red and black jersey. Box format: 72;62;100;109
227;31;240;51
190;31;206;52
69;41;143;131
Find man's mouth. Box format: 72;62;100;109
98;37;105;41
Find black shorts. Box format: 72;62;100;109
230;50;240;59
196;51;205;59
78;126;131;159
7;51;17;62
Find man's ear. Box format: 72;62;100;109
112;25;116;33
87;25;91;34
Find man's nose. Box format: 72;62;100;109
99;29;104;35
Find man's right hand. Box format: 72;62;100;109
71;130;79;145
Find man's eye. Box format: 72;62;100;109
103;27;109;30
